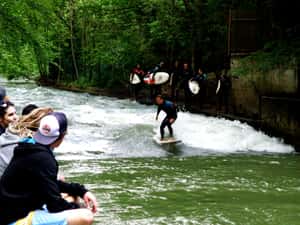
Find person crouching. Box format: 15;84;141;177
0;112;97;225
155;95;178;140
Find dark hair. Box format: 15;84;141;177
0;101;15;119
22;104;38;116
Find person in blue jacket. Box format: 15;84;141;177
155;95;177;140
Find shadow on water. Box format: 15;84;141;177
158;143;184;156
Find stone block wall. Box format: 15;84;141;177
230;57;299;148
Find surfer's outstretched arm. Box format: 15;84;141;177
156;106;162;120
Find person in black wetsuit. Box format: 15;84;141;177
130;64;145;100
148;61;165;100
155;95;177;140
169;60;181;101
191;67;208;109
179;63;193;110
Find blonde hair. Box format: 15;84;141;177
9;107;53;138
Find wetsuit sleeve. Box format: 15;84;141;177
156;105;162;118
34;153;81;212
153;66;159;73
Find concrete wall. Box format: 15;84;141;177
230;58;298;117
261;97;300;148
230;57;299;149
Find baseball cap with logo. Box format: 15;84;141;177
33;112;68;145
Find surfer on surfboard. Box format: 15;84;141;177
155;95;177;141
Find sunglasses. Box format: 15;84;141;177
0;102;7;108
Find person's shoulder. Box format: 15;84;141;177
15;142;53;158
165;100;174;106
0;131;19;147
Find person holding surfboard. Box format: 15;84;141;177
130;64;145;100
147;61;165;100
191;67;208;108
192;68;207;84
216;71;231;113
155;95;177;141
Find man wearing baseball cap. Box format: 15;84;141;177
0;112;97;225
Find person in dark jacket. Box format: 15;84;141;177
179;63;193;110
169;60;181;101
155;95;177;140
216;72;231;113
192;67;208;108
0;112;97;225
148;61;165;100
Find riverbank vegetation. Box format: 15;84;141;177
0;0;298;88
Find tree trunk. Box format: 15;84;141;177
69;0;79;81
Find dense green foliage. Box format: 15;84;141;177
232;40;300;76
0;0;298;87
0;0;228;87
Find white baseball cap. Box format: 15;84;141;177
34;112;68;145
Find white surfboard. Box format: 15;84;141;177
130;73;141;84
153;136;182;145
216;79;221;94
188;80;200;95
144;72;169;85
154;72;169;85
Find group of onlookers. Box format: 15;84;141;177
0;87;97;225
130;60;231;113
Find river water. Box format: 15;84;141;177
3;81;300;225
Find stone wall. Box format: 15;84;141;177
261;97;300;148
230;57;299;149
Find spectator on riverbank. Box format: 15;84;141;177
0;106;53;178
0;112;97;225
21;103;38;116
0;101;18;136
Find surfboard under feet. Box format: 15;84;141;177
153;136;182;145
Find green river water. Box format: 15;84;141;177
59;154;300;225
4;82;299;225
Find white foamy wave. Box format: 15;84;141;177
4;82;295;156
172;112;294;153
